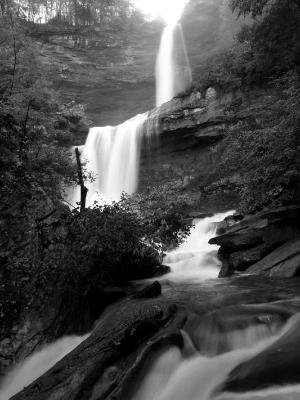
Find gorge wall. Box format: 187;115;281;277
32;0;247;210
34;0;243;130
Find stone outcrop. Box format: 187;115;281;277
133;281;162;299
138;89;244;210
210;205;300;277
147;89;230;142
246;239;300;278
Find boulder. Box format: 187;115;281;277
245;238;300;278
227;243;277;272
133;281;162;299
151;265;171;277
216;214;243;235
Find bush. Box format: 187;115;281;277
122;185;192;252
197;1;300;92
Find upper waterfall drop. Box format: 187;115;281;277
156;23;192;107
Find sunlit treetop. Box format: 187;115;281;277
132;0;189;25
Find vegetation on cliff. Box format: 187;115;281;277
197;0;300;213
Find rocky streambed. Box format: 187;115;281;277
2;208;300;400
5;276;300;400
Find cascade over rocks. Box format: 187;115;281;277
185;300;299;355
11;299;186;400
210;205;300;277
221;313;300;393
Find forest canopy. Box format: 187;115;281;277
0;0;141;25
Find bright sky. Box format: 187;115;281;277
133;0;189;25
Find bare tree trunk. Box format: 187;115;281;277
75;147;88;212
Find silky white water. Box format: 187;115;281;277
156;23;192;107
0;334;88;400
68;112;148;205
164;211;233;282
131;314;300;400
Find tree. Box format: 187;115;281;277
230;0;300;17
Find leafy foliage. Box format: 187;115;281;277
198;0;300;92
213;72;300;213
230;0;300;17
3;0;143;26
0;10;89;332
67;202;160;284
196;0;300;213
123;184;192;252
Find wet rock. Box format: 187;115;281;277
216;214;243;235
133;281;162;299
211;205;300;277
221;313;300;392
187;211;214;219
227;243;277;272
151;265;171;277
11;299;185;400
245;238;300;278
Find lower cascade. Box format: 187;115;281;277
164;212;233;282
84;112;148;203
68;112;148;205
132;315;300;400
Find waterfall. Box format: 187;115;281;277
65;5;192;205
156;23;192;107
69;112;148;205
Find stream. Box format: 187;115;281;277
1;1;300;397
1;212;300;399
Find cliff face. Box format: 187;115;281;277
36;22;161;127
32;0;245;209
137;88;238;211
35;0;242;128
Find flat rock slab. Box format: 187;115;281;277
246;238;300;278
211;205;300;277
